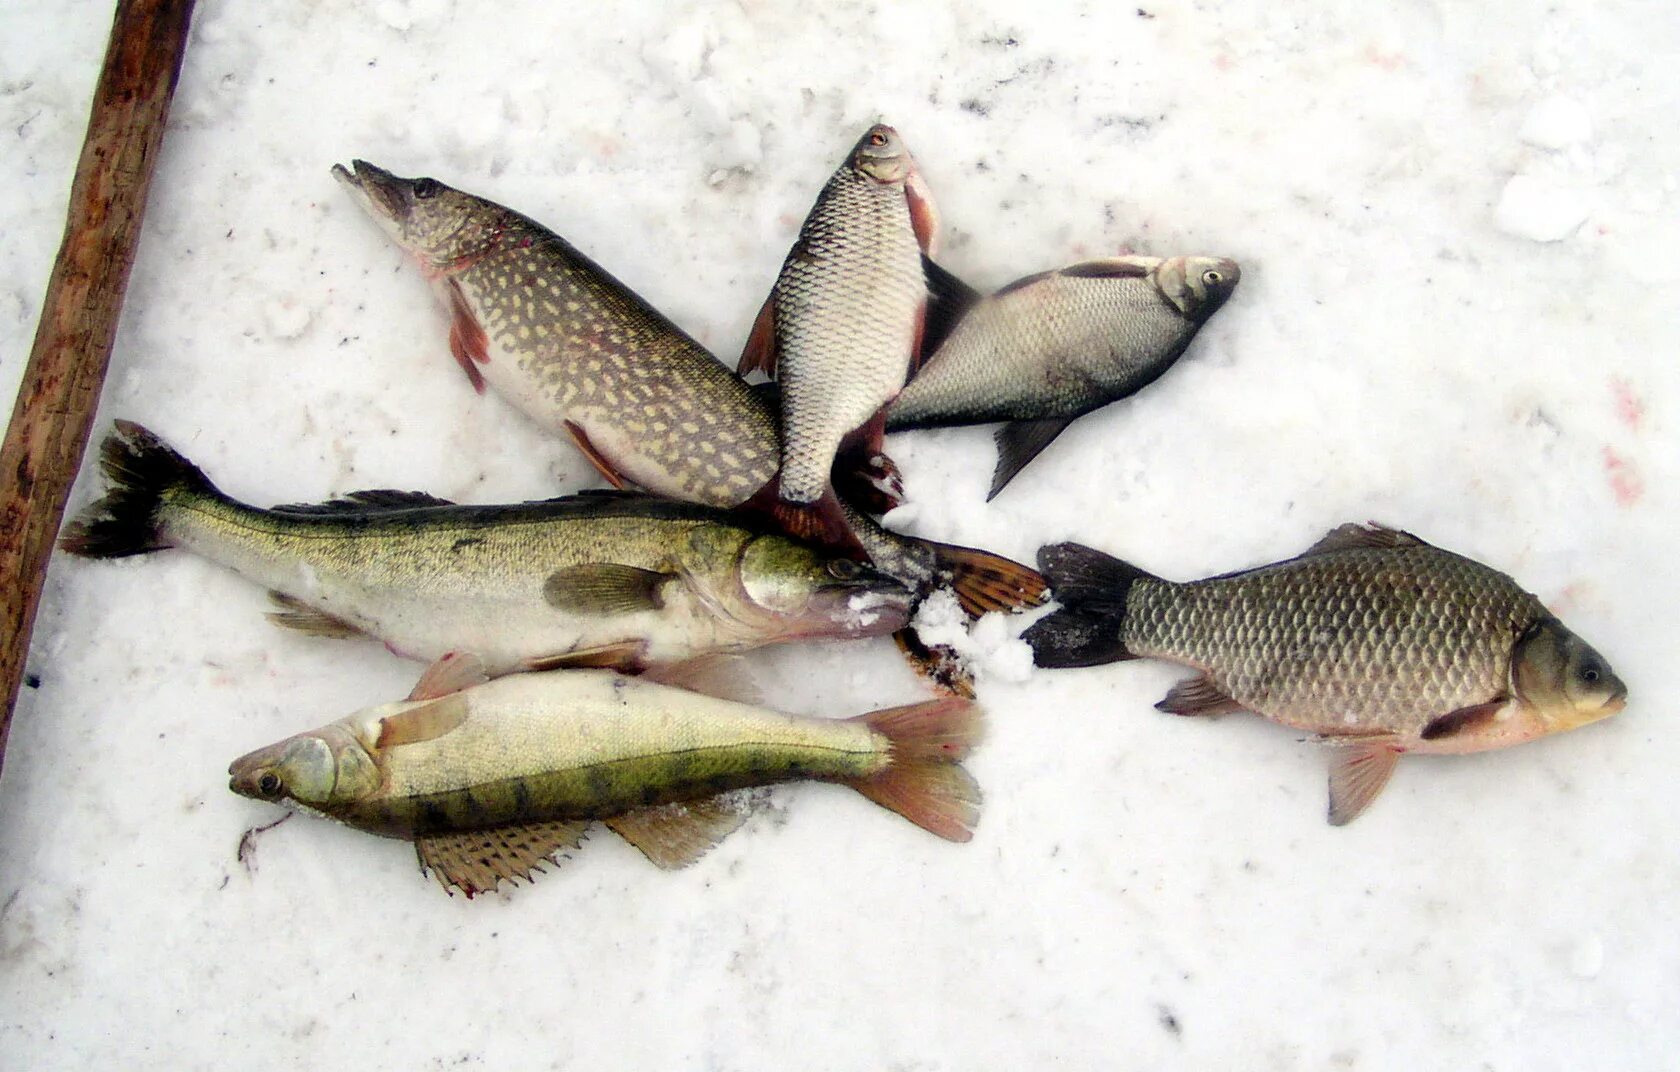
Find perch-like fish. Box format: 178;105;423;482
888;255;1240;498
61;422;911;675
738;124;938;544
229;657;983;895
1024;523;1626;824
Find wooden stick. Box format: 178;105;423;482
0;0;196;774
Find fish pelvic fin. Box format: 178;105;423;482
893;629;977;699
59;420;216;559
736;293;779;378
444;278;490;394
1326;737;1404;826
416;820;590;898
1155;675;1243;717
264;592;371;641
847;697;983;842
989;417;1074;500
606;795;754;870
927;541;1049;618
561;420;631;490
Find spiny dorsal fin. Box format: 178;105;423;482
1155;675;1243;717
1326;737;1403;826
415;820;590;897
406;652;489;701
543;564;672;615
265;592;369;639
269;489;455;515
377;694;469;748
605;795;753;869
1305;522;1429;557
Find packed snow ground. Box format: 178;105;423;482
3;2;1677;1068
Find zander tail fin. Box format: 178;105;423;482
1020;542;1155;668
847;697;983;842
59;420;217;559
927;541;1050;618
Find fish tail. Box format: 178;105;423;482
1020;541;1154;667
745;477;870;559
847;697;983;842
58;421;216;558
928;541;1050;617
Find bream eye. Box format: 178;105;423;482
1203;270;1222;285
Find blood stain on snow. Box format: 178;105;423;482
1610;378;1644;431
1601;447;1643;507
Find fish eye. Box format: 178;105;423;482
257;771;283;796
1202;270;1223;286
868;131;888;147
1580;666;1601;684
826;559;864;581
413;178;440;200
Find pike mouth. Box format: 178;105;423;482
332;159;410;222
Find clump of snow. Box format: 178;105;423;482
910;590;1036;685
1494;174;1590;242
1520;94;1593;150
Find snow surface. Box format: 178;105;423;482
2;2;1677;1068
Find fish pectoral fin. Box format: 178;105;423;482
642;655;762;705
919;254;980;360
560;420;631;490
928;541;1050;618
736;294;779;378
1155;675;1243;717
264;592;369;640
406;652;490;701
1325;737;1404;827
605;796;753;870
444;277;490;395
1303;522;1428;557
377;694;469;748
893;629;977;699
990;417;1074;500
543;564;672;615
416;820;591;898
524;641;647;673
1420;699;1509;741
905;170;941;257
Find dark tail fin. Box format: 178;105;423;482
988;417;1073;500
928;541;1049;617
846;697;983;842
1021;542;1154;668
58;421;214;559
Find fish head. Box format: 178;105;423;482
849;124;915;185
1153;256;1242;320
332;159;502;269
228;722;381;811
735;534;914;639
1511;617;1627;732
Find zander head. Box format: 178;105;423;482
1510;617;1627;732
229;722;381;811
332;159;504;269
848;124;916;185
1152;256;1242;321
728;532;913;640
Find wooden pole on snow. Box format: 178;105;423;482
0;0;196;775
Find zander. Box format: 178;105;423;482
1024;523;1625;824
61;422;911;675
229;658;983;896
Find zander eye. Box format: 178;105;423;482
826;559;864;581
1202;270;1223;286
413;178;440;199
257;772;283;796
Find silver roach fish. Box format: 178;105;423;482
737;123;939;547
60;422;912;676
888;255;1240;499
229;657;983;896
1024;523;1626;824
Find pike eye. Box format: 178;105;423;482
257;772;283;796
413;178;440;200
826;559;864;581
1202;270;1223;286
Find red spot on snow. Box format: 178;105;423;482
1611;378;1644;431
1365;45;1406;70
1213;53;1234;71
1602;447;1643;507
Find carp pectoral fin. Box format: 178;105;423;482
444;278;490;395
905;170;941;257
376;694;469;748
405;652;490;702
561;420;630;490
1420;700;1508;741
642;655;762;705
1155;675;1243;717
543;564;671;615
919;254;980;362
893;629;977;699
416;819;590;898
1304;522;1428;557
989;417;1074;500
264;592;369;640
736;294;779;378
1326;738;1404;827
605;796;752;870
524;641;646;673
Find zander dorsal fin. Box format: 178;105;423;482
1155;675;1243;717
270;489;457;515
989;417;1074;501
605;795;753;870
543;563;672;615
406;652;490;701
264;592;369;639
1305;522;1429;557
377;693;469;748
1325;737;1404;826
1420;699;1508;741
415;820;590;898
737;294;779;378
524;640;647;673
444;277;490;395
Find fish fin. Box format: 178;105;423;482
605;796;753;870
641;655;762;705
561;420;630;490
59;421;214;558
736;294;779;378
919;255;980;361
415;820;590;898
444;278;489;395
264;592;370;640
989;417;1075;500
1420;699;1508;741
835;415;904;513
926;541;1050;618
1058;257;1154;280
846;697;983;842
377;693;469;748
1021;606;1133;668
1035;541;1155;609
1155;675;1243;717
992;268;1064;300
1326;738;1404;827
524;641;647;673
542;564;671;615
749;379;783;413
743;478;870;559
905;170;941;257
406;652;490;701
270;489;455;514
893;629;977;699
1304;522;1428;556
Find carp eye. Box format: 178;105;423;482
1202;270;1223;286
257;772;283;796
826;559;864;581
413;178;440;200
868;131;888;147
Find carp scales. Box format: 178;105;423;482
889;255;1240;499
737;124;939;546
229;657;984;895
333;159;782;509
60;421;912;675
1024;523;1626;824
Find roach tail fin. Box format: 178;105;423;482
927;541;1050;617
833;423;904;515
745;478;871;560
846;697;983;842
1020;542;1154;668
59;421;216;559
